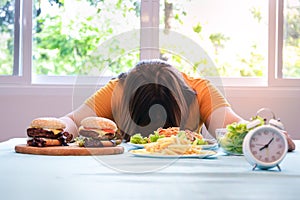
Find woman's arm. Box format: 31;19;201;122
205;106;244;138
60;104;97;138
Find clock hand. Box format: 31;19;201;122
259;138;274;151
266;137;274;146
259;145;267;151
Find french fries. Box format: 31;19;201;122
143;134;202;155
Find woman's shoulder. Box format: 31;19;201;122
91;78;119;95
181;72;209;85
104;78;119;88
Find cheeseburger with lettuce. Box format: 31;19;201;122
76;117;122;147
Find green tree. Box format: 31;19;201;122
33;0;140;76
209;33;230;55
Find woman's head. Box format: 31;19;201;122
112;59;199;140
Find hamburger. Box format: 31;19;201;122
76;117;122;147
27;117;73;147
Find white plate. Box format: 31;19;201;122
129;149;217;159
127;142;145;148
127;142;218;150
200;143;218;150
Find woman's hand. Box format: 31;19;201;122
282;131;296;152
60;104;97;139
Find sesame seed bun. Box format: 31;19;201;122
80;117;117;131
30;117;66;130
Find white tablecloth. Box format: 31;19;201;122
0;138;299;200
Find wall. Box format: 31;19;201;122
0;86;299;142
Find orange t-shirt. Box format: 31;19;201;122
85;73;230;127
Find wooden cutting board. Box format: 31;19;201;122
15;144;124;156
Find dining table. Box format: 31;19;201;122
0;138;299;200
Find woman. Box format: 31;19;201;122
60;59;243;141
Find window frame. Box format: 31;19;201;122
268;0;300;87
0;0;299;87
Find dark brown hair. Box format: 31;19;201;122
112;59;200;140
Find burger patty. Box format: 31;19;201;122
77;130;123;147
27;127;62;139
27;138;62;147
79;129;116;140
27;127;73;145
82;138;107;147
80;137;122;147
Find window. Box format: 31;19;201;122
269;0;300;87
0;0;18;76
32;0;140;84
0;0;300;87
159;0;268;79
281;0;300;78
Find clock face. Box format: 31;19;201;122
249;127;286;164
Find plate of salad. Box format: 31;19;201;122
128;127;218;150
